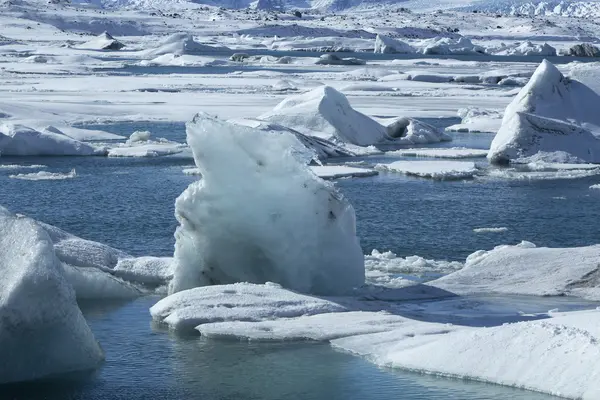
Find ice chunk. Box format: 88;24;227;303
421;36;485;55
77;32;124;50
374;34;414;54
430;242;600;299
170;114;365;295
9;169;77;180
127;130;151;143
446;107;503;133
259;86;390;146
365;249;463;275
151;282;347;332
376;160;478;180
310;165;377;179
0;207;103;384
385;117;452;145
198;311;409;341
491;41;556;56
315;54;366;66
107;142;185;157
113;257;174;287
591;184;600;190
0;123;100;156
144;33;228;57
472;227;508;233
568;43;600;57
488;60;600;164
386;147;488;159
332;311;600;399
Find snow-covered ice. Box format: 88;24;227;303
386;147;488;159
374;34;414;54
170;114;364;295
10;169;77;180
0;124;101;156
472;227;509;233
0;207;103;384
376;160;479;180
76;32;125;51
310;165;378;179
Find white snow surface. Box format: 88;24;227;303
170;114;365;295
376;160;478;180
430;241;600;300
0;206;104;384
488;60;600;164
151;282;346;332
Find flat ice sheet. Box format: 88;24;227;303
386;147;488;159
310;165;378;179
376;160;479;180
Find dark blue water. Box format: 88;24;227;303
1;121;599;399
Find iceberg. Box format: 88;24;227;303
374;34;414;54
421;36;485;55
76;31;125;50
0;207;103;384
0;124;101;156
488;60;600;164
170;113;365;295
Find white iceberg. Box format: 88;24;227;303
144;33;228;57
113;256;174;287
315;54;366;66
0;207;104;384
170;114;365;295
430;241;600;300
384;117;452;145
0;124;101;156
374;34;414;54
491;41;556;56
446;107;503;133
151;282;346;332
488;60;600;164
376;160;479;180
421;36;485;55
76;32;124;50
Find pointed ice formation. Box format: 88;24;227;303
488;60;600;164
374;34;414;54
170;113;365;295
77;32;125;50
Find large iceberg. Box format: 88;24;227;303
0;207;104;384
488;60;600;164
0;124;101;156
259;86;448;146
170;113;365;295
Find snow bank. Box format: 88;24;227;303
374;34;414;54
430;241;600;300
10;169;77;180
421;37;485;55
144;33;228;57
310;165;377;179
0;207;103;384
77;32;124;50
151;282;346;332
488;60;600;164
386;148;488;159
332;311;600;399
376;160;478;180
0;124;100;156
259;86;389;146
170;114;365;295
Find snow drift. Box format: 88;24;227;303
0;207;103;384
488;60;600;164
170;113;365;295
0;124;100;156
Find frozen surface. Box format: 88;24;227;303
311;165;378;179
151;282;346;332
488;60;600;164
431;241;600;300
376;160;479;180
0;206;103;384
171;114;364;295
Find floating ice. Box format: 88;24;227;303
0;207;104;384
488;60;600;164
10;169;77;180
365;249;463;275
421;36;485;55
473;227;509;233
151;282;347;332
491;41;556;56
170;114;365;295
310;165;378;179
315;54;366;66
376;160;479;180
384;117;451;145
430;241;600;299
113;257;174;287
386;147;488;159
591;184;600;190
0;123;100;156
446;107;503;133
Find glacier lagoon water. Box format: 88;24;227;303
1;121;599;399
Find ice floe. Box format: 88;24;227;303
9;169;77;180
446;107;503;133
311;165;378;179
386;147;488;159
472;227;509;233
376;160;479;180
